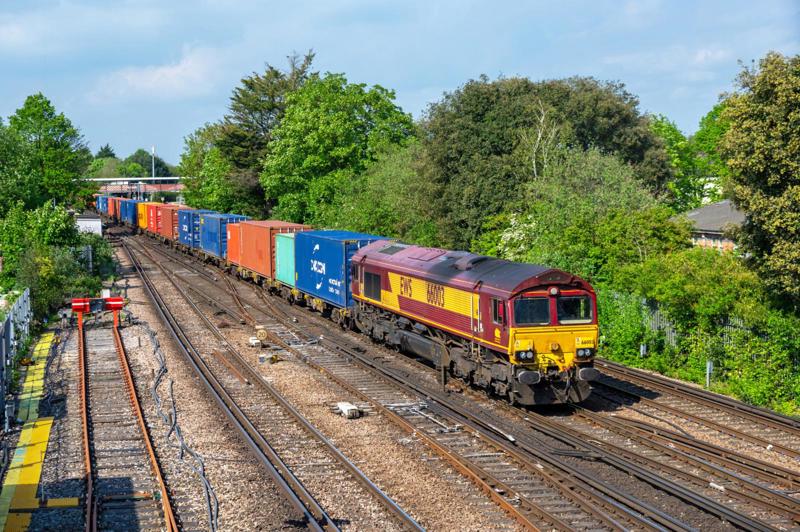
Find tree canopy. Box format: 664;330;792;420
420;76;673;249
260;72;414;223
721;52;800;307
124;148;173;177
95;144;115;159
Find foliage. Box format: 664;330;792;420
0;120;35;216
494;148;690;282
95;144;116;159
218;51;316;170
118;161;146;178
5;93;93;210
86;157;121;178
649;114;703;211
261;72;414;223
0;202;80;278
324;140;438;244
124;148;173;177
420;76;674;248
720;52;800;308
690;102;729;200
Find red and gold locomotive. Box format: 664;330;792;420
351;241;599;405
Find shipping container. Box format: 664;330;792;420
227;223;242;265
137;202;158;230
157;204;189;241
237;220;310;280
295;230;383;308
95;195;107;214
275;232;296;287
147;203;161;234
199;213;249;259
120;199;141;226
178;209;216;248
108;197;120;221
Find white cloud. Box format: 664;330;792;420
602;44;731;74
89;47;223;103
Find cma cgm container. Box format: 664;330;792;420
227;223;242;265
237;220;310;280
199;213;249;259
275;232;297;288
178;209;216;248
157;204;189;241
295;230;383;308
120;199;140;226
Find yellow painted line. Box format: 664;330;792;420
0;333;57;532
45;498;79;508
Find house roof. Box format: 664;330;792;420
685;200;745;233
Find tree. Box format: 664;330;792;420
690;102;729;200
7;93;92;206
218;51;315;170
721;52;800;306
86;157;121;178
124;148;173;177
95;144;115;159
118;161;145;178
0;120;36;216
260;73;414;223
420;76;673;249
649;114;702;211
496;148;690;282
325;140;439;244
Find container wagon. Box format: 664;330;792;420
294;230;382;322
275;232;298;297
120;199;141;227
199;213;249;259
157;204;190;241
178;210;216;249
147;203;161;234
137;202;159;231
108;197;120;221
230;220;310;283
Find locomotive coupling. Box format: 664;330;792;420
578;367;600;381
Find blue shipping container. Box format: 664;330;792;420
120;199;141;226
295;230;383;308
96;195;107;214
178;210;215;248
199;213;249;258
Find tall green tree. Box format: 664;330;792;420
124;148;173;177
421;76;673;249
218;51;315;170
0;120;36;216
721;52;800;307
690;102;730;199
649;114;702;211
95;144;115;159
261;72;414;223
8;93;92;207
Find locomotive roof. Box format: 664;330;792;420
355;241;592;295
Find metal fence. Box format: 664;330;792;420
0;289;32;427
643;299;749;347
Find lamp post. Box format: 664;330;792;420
151;146;156;179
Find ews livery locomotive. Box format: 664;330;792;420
350;241;599;405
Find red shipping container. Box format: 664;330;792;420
157;204;190;241
227;223;242;265
239;220;310;279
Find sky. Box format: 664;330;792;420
1;1;798;165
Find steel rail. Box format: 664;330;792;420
77;323;95;531
111;324;179;531
132;239;425;532
122;239;338;532
596;359;800;433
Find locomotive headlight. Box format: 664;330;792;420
576;348;593;358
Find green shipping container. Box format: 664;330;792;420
275;232;296;288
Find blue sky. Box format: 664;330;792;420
1;1;798;165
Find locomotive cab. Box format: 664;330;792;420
506;286;599;403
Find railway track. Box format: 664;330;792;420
122;237;424;532
129;232;800;530
594;359;800;462
78;319;177;531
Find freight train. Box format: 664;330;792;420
95;196;599;405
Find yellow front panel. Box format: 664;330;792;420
511;325;598;371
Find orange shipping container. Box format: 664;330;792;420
108;197;118;219
227;223;242;265
238;220;310;279
157;204;190;240
147;204;160;233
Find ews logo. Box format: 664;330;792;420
399;276;413;297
